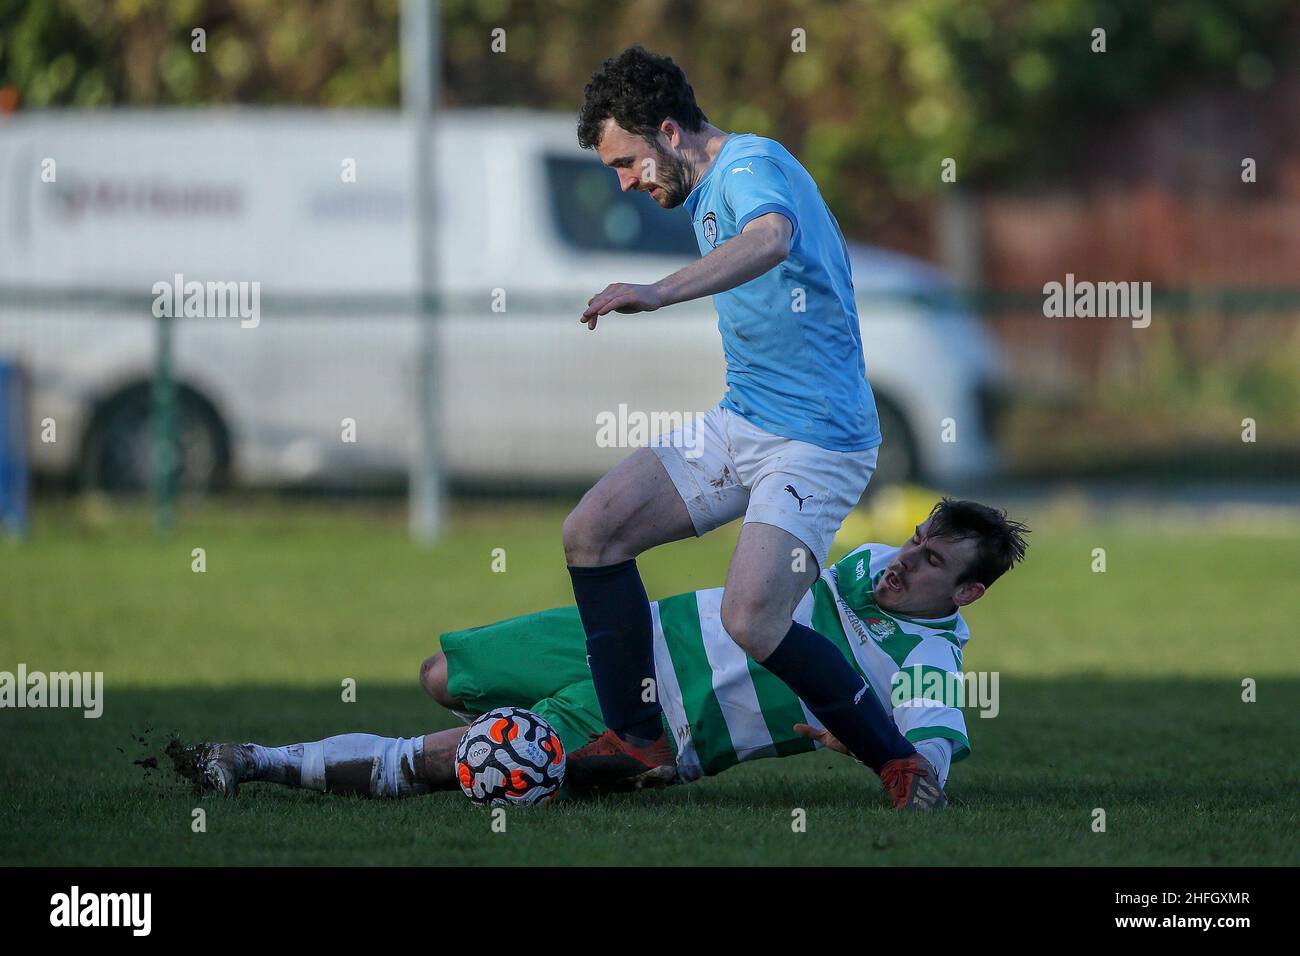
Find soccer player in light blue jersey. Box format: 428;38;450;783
562;47;955;807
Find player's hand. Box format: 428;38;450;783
581;282;662;329
794;723;850;755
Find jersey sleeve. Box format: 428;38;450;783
889;635;971;761
719;156;799;238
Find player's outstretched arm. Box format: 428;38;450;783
580;212;792;329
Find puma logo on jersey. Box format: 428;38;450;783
784;484;814;511
853;683;869;705
730;161;755;175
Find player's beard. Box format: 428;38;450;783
649;144;695;208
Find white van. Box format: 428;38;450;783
0;108;1006;492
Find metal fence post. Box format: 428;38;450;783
152;310;178;534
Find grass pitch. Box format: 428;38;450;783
2;496;1297;866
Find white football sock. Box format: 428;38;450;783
248;734;429;798
246;742;302;785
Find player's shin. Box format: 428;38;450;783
241;732;457;797
568;559;663;744
759;621;914;772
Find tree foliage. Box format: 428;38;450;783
2;0;1294;230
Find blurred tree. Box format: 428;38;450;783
0;0;401;108
1;0;1294;233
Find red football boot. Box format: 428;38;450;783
880;753;948;810
565;728;677;792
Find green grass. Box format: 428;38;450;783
2;497;1297;865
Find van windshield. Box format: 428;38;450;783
546;156;698;256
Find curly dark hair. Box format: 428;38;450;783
577;45;708;149
925;498;1031;588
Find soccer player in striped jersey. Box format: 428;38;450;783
187;499;1027;810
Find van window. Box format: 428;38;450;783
545;156;698;256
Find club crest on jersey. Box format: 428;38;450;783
863;617;897;641
701;211;718;247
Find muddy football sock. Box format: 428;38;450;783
248;735;429;798
246;742;302;786
568;559;663;744
759;621;914;772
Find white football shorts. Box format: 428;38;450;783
650;404;877;570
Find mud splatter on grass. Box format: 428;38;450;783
125;724;165;781
124;726;210;795
165;736;211;795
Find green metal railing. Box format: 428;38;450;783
3;283;1297;536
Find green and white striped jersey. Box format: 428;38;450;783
651;543;972;781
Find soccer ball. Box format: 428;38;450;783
455;706;566;807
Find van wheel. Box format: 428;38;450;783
81;385;230;495
868;397;919;493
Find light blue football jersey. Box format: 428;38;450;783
682;133;880;452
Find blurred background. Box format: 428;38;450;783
1;0;1298;532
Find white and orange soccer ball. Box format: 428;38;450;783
454;707;566;807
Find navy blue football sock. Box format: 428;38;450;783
759;621;914;771
568;559;664;744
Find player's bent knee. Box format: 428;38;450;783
721;594;788;659
720;599;761;654
562;502;611;566
419;652;458;709
418;653;441;696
